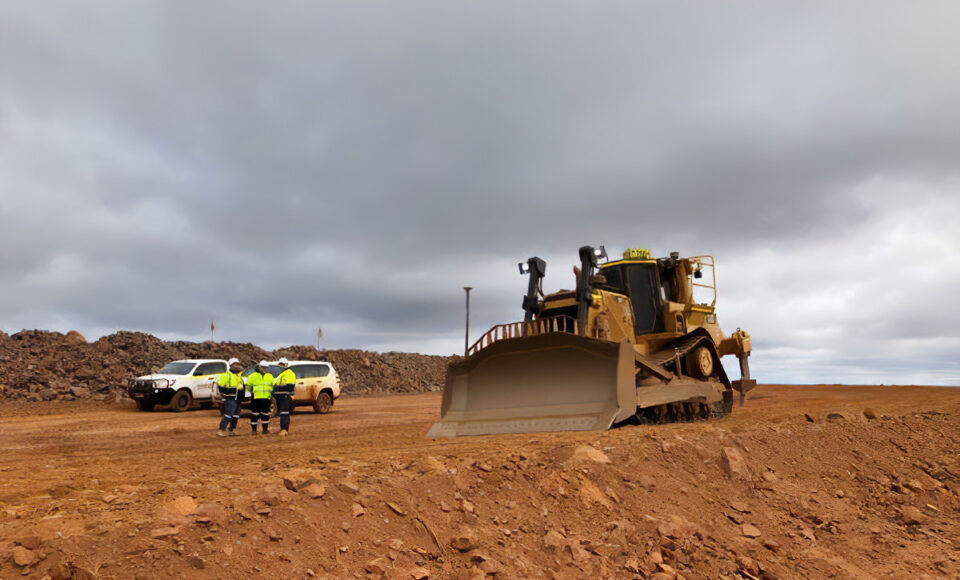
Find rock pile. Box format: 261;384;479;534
0;329;456;402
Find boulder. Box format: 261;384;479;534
150;526;181;539
64;330;87;345
901;506;925;525
167;496;197;516
338;481;360;495
406;566;431;579
450;527;479;552
364;557;390;575
543;530;565;551
572;445;611;464
301;483;326;499
12;546;38;568
721;447;750;480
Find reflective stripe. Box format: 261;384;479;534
279;412;290;415
217;372;243;389
274;369;296;387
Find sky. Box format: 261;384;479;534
1;2;958;385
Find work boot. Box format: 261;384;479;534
262;427;270;435
279;430;288;437
227;430;237;437
217;430;229;437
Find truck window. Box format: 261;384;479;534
159;362;196;375
316;364;331;377
195;362;226;375
293;365;314;379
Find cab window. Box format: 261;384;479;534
625;264;664;335
195;362;227;375
315;364;331;377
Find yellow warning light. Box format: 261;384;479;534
622;248;652;260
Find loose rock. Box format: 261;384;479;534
721;447;750;479
572;445;611;464
302;483;327;499
12;546;38;568
451;528;479;552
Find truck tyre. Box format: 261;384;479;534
170;390;192;412
313;391;333;414
136;400;155;412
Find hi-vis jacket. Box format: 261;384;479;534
247;372;274;399
216;372;243;398
273;368;296;395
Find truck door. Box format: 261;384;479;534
193;362;226;399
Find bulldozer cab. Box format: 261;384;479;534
597;261;664;335
597;253;717;339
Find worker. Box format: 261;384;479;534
273;358;296;437
247;360;274;435
216;358;245;437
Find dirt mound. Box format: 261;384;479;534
1;386;959;578
0;329;456;402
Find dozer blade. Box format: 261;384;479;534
427;334;637;437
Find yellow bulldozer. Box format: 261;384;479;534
428;246;755;437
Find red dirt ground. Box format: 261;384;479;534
2;384;959;579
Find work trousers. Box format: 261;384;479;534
250;398;272;433
275;393;292;431
218;398;241;431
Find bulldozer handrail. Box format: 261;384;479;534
468;316;578;356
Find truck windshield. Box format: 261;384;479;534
158;362;196;375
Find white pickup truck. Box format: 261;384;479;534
127;359;227;411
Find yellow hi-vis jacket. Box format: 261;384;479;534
274;368;296;395
247;372;274;399
216;372;243;397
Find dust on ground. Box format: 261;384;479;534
1;384;959;579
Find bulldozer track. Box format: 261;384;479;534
633;329;733;424
652;329;732;387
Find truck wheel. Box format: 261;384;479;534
136;400;155;412
313;392;333;414
170;390;192;412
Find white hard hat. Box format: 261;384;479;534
258;360;270;368
278;357;290;366
227;357;240;366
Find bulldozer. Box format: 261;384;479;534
427;246;755;437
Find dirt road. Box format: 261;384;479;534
2;385;960;578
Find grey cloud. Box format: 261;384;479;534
1;1;959;384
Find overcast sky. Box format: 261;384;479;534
1;2;958;385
